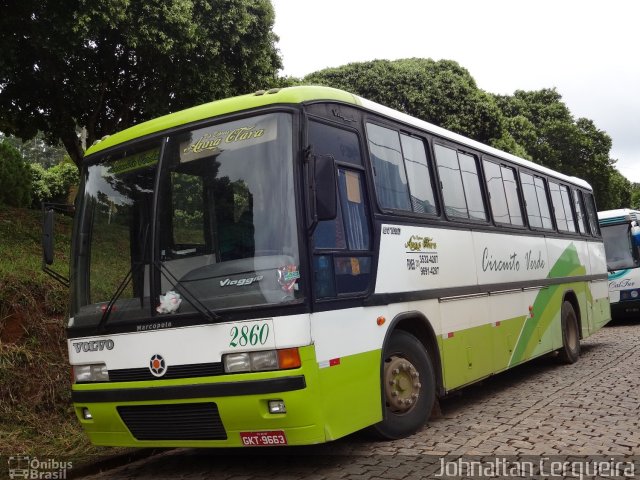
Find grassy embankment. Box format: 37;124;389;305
0;206;120;462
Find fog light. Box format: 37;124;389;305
82;407;93;420
268;400;286;414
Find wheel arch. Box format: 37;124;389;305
562;290;583;339
383;311;445;397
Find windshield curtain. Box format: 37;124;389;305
71;113;300;327
602;223;638;271
156;113;301;313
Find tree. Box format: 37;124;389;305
305;58;509;147
494;89;629;209
30;161;79;208
0;132;68;168
0;0;281;168
0;142;31;207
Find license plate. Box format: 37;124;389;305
239;430;287;446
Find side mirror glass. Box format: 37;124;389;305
41;203;72;287
631;225;640;247
314;154;337;221
43;209;55;265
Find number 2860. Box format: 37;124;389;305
229;323;270;347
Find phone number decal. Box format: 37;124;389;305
406;253;440;276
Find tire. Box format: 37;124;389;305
369;330;436;440
558;301;580;364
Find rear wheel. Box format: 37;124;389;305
558;301;580;364
370;330;435;439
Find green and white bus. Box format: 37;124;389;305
598;208;640;318
45;86;610;447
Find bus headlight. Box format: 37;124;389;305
73;363;109;383
223;348;300;373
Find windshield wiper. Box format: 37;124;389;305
96;267;136;333
97;224;149;333
155;262;221;322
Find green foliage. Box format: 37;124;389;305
493;89;627;209
0;132;68;168
631;184;640;210
0;206;111;460
305;60;632;210
305;58;507;146
30;161;79;208
0;142;32;207
0;0;282;166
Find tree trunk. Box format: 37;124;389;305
60;131;85;169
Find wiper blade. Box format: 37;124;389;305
155;261;221;322
97;224;149;333
97;267;135;333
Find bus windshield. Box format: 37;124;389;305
601;223;638;271
71;113;300;328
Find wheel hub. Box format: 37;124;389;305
383;355;421;413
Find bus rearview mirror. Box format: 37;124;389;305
43;208;55;265
631;225;640;247
314;154;337;221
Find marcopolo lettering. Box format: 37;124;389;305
72;339;115;354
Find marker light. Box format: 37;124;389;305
82;408;93;420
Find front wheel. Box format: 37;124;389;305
558;301;580;364
369;330;435;440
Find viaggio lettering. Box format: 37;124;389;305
220;275;263;287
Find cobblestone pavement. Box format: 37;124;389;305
79;320;640;479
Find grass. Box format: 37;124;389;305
0;206;126;465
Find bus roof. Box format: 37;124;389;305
84;85;591;190
598;208;640;225
84;86;360;157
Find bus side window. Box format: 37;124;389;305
583;192;600;236
549;181;568;231
434;144;487;221
400;134;438;214
521;172;542;228
366;123;411;211
484;160;509;224
484;161;523;226
534;176;554;229
559;185;577;232
573;189;587;234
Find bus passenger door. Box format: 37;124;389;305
306;119;379;439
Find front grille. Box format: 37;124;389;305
117;403;227;440
109;362;224;382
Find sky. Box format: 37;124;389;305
271;0;640;183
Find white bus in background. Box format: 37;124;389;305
598;209;640;318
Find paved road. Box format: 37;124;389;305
79;320;640;479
